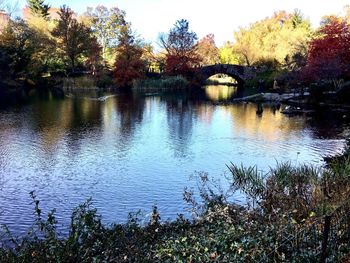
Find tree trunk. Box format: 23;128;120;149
71;56;75;73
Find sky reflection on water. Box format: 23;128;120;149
0;88;348;234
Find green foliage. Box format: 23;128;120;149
0;20;32;76
51;5;95;73
0;18;56;80
226;158;350;221
0;19;33;77
27;0;50;19
96;72;113;89
84;5;127;64
244;67;281;90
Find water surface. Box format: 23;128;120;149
0;87;348;234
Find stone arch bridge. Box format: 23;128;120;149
197;64;259;86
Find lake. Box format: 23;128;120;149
0;86;348;234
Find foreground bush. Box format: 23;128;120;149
1;156;350;262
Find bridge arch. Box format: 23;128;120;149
197;64;257;87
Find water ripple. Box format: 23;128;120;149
0;94;348;235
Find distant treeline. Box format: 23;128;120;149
0;1;349;92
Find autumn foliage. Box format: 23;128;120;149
304;17;350;81
160;19;200;77
51;6;94;72
231;10;312;67
164;54;200;76
196;34;220;66
113;46;145;87
113;27;145;87
86;36;102;75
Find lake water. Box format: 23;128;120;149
0;86;348;234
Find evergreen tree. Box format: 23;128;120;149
27;0;50;19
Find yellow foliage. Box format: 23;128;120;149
219;42;240;64
232;10;313;66
26;15;56;36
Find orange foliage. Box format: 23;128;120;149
196;34;220;66
165;53;200;76
161;19;200;77
113;44;145;87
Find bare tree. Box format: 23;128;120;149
0;0;19;17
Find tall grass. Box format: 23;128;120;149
133;76;189;91
62;76;97;90
61;74;114;90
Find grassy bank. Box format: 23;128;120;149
132;76;189;91
1;150;350;262
60;74;115;90
62;76;98;90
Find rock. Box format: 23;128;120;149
232;92;310;103
281;106;315;115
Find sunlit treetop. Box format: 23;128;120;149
196;34;220;66
84;5;127;62
27;0;50;19
232;10;312;66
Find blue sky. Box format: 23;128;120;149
17;0;350;46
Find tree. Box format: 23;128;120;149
23;5;65;76
304;17;350;82
113;25;146;87
232;10;312;66
345;5;350;23
283;45;308;72
84;5;126;64
219;41;240;64
51;5;94;72
0;0;19;17
0;19;35;77
86;36;102;75
27;0;50;19
140;43;163;73
196;34;220;66
233;26;259;66
0;18;55;79
160;19;200;76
